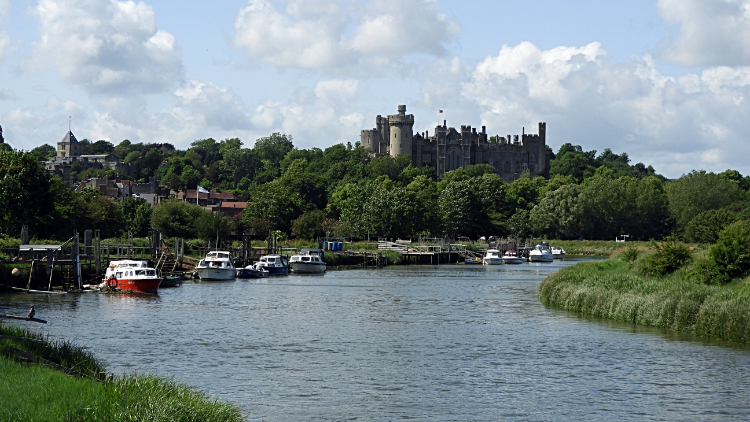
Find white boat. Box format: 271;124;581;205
528;243;554;262
482;249;503;265
196;251;236;280
501;250;526;264
551;246;566;259
289;249;326;273
254;254;289;275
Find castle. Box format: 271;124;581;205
360;105;549;182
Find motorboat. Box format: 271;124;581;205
464;256;483;264
196;251;236;280
501;250;526;264
482;249;503;265
102;260;162;293
551;246;566;259
528;243;554;262
236;265;269;278
160;275;181;287
254;254;289;275
289;249;326;273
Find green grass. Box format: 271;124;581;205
545;239;654;257
538;258;750;343
0;325;244;422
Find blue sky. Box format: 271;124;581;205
1;0;750;178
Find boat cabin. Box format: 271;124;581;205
205;251;232;260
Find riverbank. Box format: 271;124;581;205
543;240;652;257
538;258;750;344
0;324;243;422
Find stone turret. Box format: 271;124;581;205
388;105;414;158
57;130;81;159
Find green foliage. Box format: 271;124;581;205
253;132;294;167
640;237;692;277
292;209;327;239
151;199;203;238
29;144;56;160
684;208;736;243
242;181;304;233
694;221;750;285
667;170;744;232
77;188;124;239
193;209;231;243
0;150;56;237
621;247;640;263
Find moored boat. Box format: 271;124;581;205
103;260;162;293
529;243;554;262
501;250;526;264
289;249;326;273
254;254;289;275
160;275;181;287
196;251;236;280
464;256;483;264
236;265;269;278
482;249;503;265
551;246;566;259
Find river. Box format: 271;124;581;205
3;258;750;421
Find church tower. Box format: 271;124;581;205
57;131;81;159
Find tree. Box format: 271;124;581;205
194;210;231;243
530;184;585;239
253;133;294;167
292;209;327;240
77;188;123;239
684;208;736;244
120;197;152;237
151;199;203;238
667;171;744;232
241;181;305;233
0;150;56;237
30;144;56;161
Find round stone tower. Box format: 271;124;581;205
388;105;414;158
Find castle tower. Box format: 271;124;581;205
388;105;414;158
57;130;81;159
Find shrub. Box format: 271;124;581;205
640;236;692;277
694;221;750;284
621;247;639;263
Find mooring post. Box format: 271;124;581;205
84;230;92;257
21;225;29;245
94;230;101;276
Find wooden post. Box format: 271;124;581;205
21;225;29;245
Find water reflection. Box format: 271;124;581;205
2;258;749;421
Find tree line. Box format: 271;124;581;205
3;135;750;244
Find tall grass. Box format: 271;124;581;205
544;240;653;257
0;324;244;422
538;259;750;343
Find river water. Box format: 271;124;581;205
3;258;750;421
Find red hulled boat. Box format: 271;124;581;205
103;260;162;293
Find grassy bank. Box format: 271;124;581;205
0;324;243;422
539;258;750;343
544;240;653;257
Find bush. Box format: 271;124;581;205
621;247;639;263
640;236;692;277
694;221;750;284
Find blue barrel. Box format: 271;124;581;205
329;242;335;251
337;242;343;251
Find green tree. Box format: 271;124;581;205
151;199;203;238
242;182;305;233
253;133;294;167
0;150;56;237
120;197;153;237
194;210;231;243
667;170;744;232
77;188;123;239
530;184;585;239
30;144;56;161
292;209;327;240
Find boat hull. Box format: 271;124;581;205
237;267;269;278
482;258;503;265
529;254;553;262
109;278;162;293
502;257;526;264
196;268;236;280
159;276;181;287
290;262;326;273
262;266;288;275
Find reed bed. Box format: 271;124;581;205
0;324;243;422
538;259;750;343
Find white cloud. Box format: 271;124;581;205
413;42;750;177
233;0;458;72
314;79;360;106
174;80;251;131
658;0;750;67
0;0;11;61
28;0;183;95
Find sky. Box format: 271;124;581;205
1;0;750;178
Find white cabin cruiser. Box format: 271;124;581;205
482;249;503;265
551;246;566;259
528;243;554;262
289;249;326;273
196;251;236;280
501;250;526;265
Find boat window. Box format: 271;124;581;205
147;270;155;276
116;272;122;278
135;270;145;276
268;258;276;263
302;257;310;262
